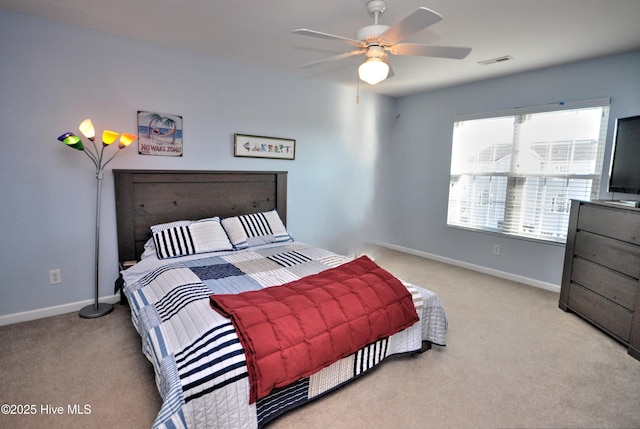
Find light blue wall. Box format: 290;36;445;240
0;11;395;316
2;9;639;319
376;50;640;286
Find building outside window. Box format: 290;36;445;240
447;99;610;243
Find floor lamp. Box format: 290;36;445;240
57;119;137;318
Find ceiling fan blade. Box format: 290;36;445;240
390;43;471;59
299;49;365;68
379;7;443;46
292;29;364;48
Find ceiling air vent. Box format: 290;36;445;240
478;55;514;65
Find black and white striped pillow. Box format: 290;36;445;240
152;217;233;259
221;210;292;249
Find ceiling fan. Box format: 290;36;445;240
293;0;471;85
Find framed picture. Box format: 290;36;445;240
234;134;295;160
138;111;183;157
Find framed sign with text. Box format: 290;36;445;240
234;134;295;160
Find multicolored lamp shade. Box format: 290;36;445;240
56;119;137;171
57;132;84;150
78;118;96;141
102;130;120;145
119;133;137;148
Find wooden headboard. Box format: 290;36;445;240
113;170;288;263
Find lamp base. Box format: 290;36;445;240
79;302;114;319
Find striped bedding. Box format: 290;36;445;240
122;242;447;429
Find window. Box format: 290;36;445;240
447;99;610;243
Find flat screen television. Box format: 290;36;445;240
608;114;640;195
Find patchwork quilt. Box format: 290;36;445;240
122;242;447;429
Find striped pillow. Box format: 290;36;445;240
152;217;233;259
221;210;292;249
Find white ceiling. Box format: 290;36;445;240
2;0;640;97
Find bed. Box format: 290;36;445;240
114;169;447;429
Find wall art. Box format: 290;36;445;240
138;111;183;156
234;134;295;160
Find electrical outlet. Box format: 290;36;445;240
49;269;62;285
492;244;501;256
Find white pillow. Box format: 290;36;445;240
150;219;193;233
151;217;233;259
221;209;292;249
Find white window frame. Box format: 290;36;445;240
447;98;610;244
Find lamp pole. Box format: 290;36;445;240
79;169;111;318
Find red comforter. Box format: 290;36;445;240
209;255;419;403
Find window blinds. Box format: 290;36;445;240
447;98;610;243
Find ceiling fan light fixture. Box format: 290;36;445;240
358;57;389;85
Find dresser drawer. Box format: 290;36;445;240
561;200;640;360
567;283;633;342
574;230;640;279
577;204;640;245
571;257;638;311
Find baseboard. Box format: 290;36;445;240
2;245;559;326
0;295;121;327
376;242;561;293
